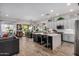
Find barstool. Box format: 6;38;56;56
32;34;37;42
36;34;41;44
47;36;52;50
41;35;47;46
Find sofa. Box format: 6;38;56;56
0;36;19;56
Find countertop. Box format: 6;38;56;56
33;33;59;36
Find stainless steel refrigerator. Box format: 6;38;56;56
75;20;79;55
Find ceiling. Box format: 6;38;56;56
0;3;79;24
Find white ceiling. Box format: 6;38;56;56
0;3;79;23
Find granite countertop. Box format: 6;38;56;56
33;33;59;36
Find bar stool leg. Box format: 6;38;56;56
47;36;48;48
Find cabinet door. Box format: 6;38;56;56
63;34;69;42
63;34;75;42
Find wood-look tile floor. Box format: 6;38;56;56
16;37;74;56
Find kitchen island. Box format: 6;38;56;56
32;33;61;50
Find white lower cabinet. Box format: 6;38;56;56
63;34;75;43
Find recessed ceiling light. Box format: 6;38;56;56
5;14;8;16
41;14;44;16
67;3;71;6
50;10;54;12
70;9;74;12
